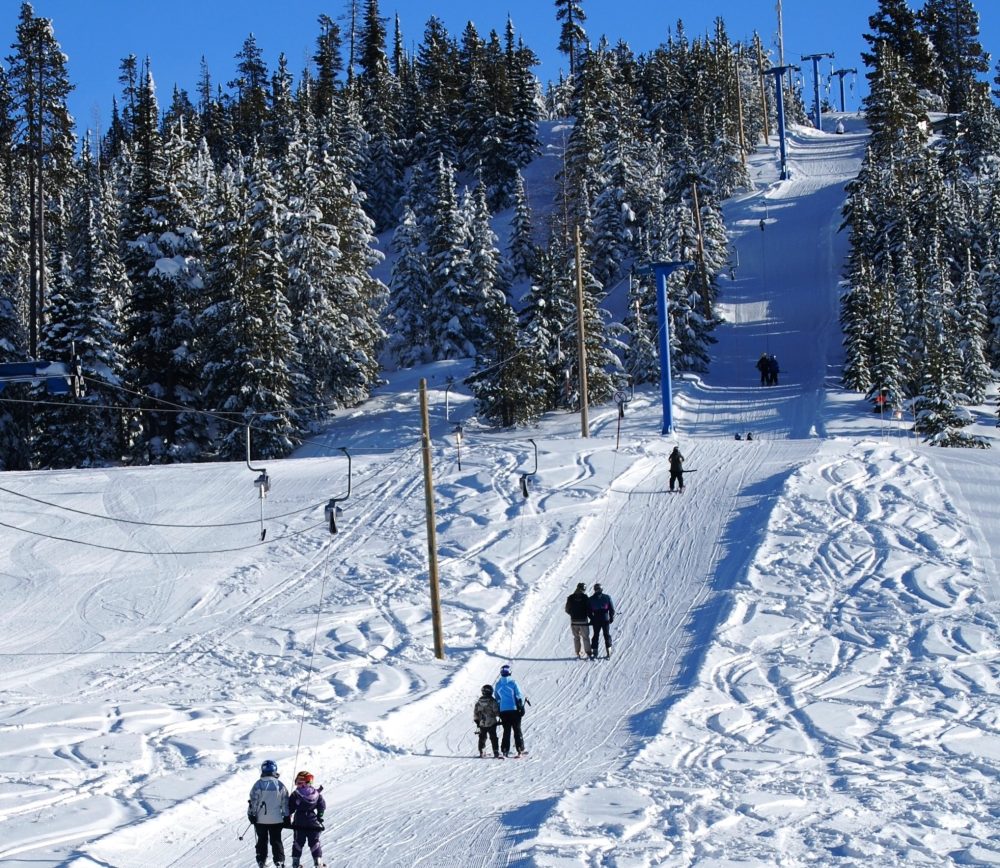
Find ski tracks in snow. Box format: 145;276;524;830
530;441;1000;866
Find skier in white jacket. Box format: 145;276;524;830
248;759;290;867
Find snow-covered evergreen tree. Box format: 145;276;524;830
200;153;302;460
120;65;206;462
315;125;387;405
424;155;475;359
34;139;127;468
467;182;546;426
953;250;991;405
508;170;538;281
387;205;431;367
281;123;344;415
621;269;660;385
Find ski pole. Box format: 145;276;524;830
237;822;252;841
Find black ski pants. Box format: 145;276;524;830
254;822;285;865
669;469;684;491
499;710;524;755
478;724;499;754
591;621;612;655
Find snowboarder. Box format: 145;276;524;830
288;770;326;868
248;759;289;868
588;583;616;658
474;684;502;758
493;664;528;757
668;446;685;492
746;431;754;441
564;581;592;658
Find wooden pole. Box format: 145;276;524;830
757;38;770;145
734;53;747;165
574;225;590;438
419;379;445;659
691;182;712;317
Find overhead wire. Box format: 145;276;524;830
0;516;328;555
0;482;327;528
0;444;423;555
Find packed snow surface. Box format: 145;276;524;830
1;116;998;867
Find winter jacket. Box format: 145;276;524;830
474;695;501;728
289;784;326;830
588;592;615;626
564;591;590;624
248;775;289;825
493;675;525;713
669;449;684;471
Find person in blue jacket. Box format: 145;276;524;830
493;664;528;757
588;583;616;658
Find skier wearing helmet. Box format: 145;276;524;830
588;583;616;658
288;770;326;868
248;759;289;868
473;684;502;758
493;664;528;757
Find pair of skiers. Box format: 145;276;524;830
756;352;780;386
474;664;529;757
248;761;327;867
564;582;616;658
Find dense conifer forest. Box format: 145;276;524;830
0;0;996;469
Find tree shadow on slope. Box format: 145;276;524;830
622;462;800;746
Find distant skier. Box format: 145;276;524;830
248;759;289;868
494;664;528;757
564;582;593;658
588;583;616;658
756;353;769;386
766;354;780;386
288;770;326;868
474;684;502;758
668;446;685;492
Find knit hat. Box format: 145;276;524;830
593;583;603;593
575;582;585;592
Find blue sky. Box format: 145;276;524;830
8;1;1000;136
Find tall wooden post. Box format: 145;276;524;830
757;38;770;145
574;225;589;438
734;54;747;164
419;379;445;659
691;182;711;317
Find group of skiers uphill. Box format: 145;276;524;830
564;582;617;659
472;583;616;760
756;352;780;386
247;762;326;868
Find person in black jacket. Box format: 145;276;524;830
588;583;616;658
668;446;685;492
564;582;592;658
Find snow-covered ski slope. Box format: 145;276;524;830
2;115;998;867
